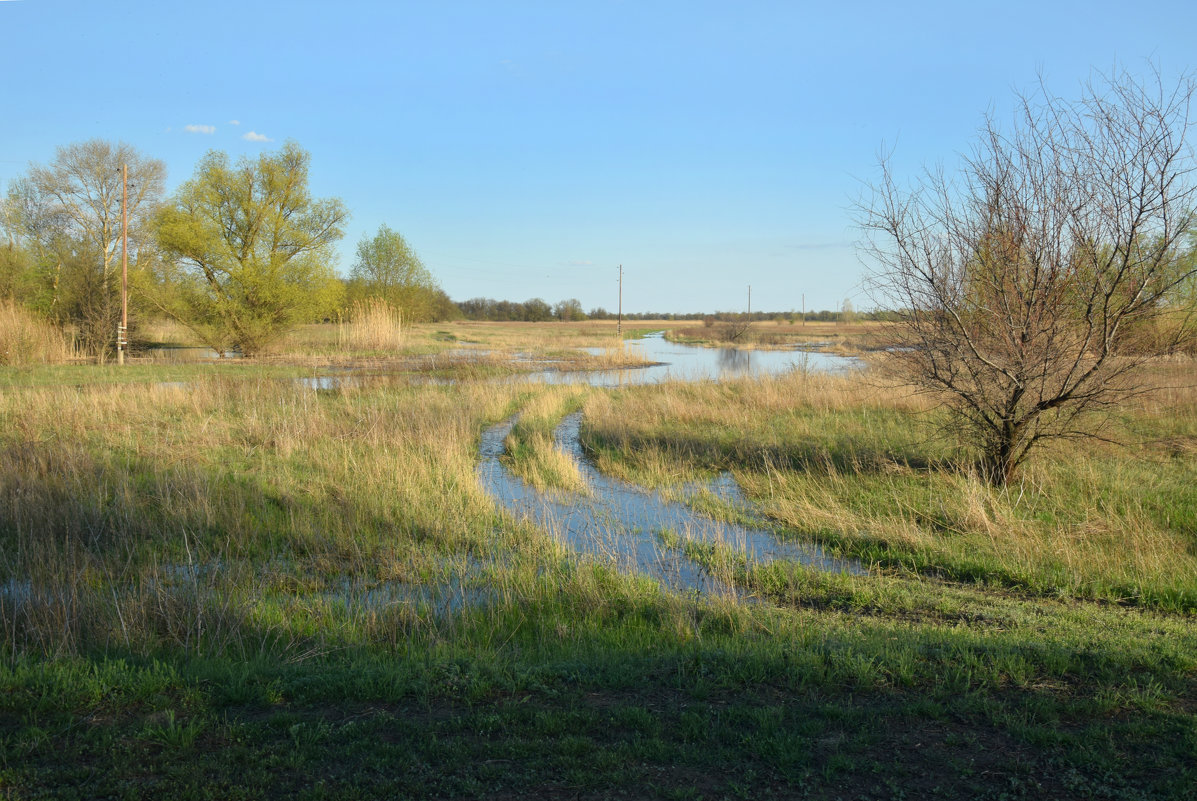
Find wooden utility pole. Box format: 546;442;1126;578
118;163;128;365
801;293;805;327
747;284;751;317
617;264;623;338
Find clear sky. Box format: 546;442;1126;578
2;0;1194;313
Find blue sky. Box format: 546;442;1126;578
2;1;1194;313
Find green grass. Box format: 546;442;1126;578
1;359;1194;798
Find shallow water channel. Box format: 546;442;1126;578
143;333;864;612
477;412;863;601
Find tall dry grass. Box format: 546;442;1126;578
0;300;78;366
502;386;589;492
0;375;543;658
338;298;404;352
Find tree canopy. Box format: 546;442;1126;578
2;140;165;354
348;224;442;321
155;142;347;355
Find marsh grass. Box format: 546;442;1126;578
582;366;1197;610
238;320;656;378
2;351;1195;798
0;375;533;657
667;320;893;353
501;386;590;492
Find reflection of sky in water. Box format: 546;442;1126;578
287;330;861;391
477;413;862;599
531;331;861;386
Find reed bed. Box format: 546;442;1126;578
338;298;404;352
0;300;79;366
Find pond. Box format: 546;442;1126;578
530;331;861;386
293;330;862;391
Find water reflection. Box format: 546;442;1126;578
716;347;750;373
529;331;859;386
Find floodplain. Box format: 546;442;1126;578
1;320;1195;800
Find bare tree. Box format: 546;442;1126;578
861;68;1197;485
15;140;165;353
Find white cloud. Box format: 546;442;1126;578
242;131;273;143
567;260;595;267
228;119;240;125
184;124;216;135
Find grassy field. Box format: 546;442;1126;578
1;324;1194;799
666;320;891;353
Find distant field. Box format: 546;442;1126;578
668;319;892;352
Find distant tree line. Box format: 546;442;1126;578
1;136;890;359
454;299;888;323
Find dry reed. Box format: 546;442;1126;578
338;298;404;352
0;301;78;366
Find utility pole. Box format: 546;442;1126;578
118;163;128;365
747;284;751;317
617;264;623;338
801;293;805;327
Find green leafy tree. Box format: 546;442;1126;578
347;224;441;321
155;142;347;355
553;298;586;321
0;195;38;303
523;298;552;322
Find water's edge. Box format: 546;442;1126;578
476;412;863;599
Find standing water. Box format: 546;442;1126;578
477;412;863;599
530;330;861;386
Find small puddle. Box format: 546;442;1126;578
144;346;243;361
477;412;862;599
328;577;497;616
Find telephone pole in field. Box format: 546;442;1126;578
617;264;623;338
118;163;128;365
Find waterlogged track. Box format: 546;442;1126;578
478;413;862;598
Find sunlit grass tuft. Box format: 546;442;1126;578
502;386;590;493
